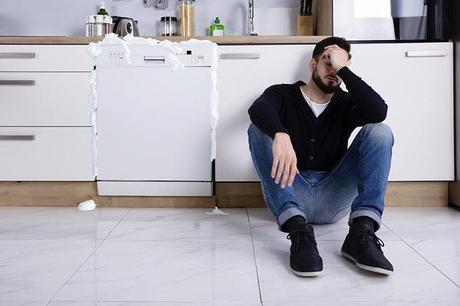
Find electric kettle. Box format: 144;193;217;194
112;16;140;36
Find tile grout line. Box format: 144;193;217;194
381;221;404;240
382;220;460;289
46;207;133;305
399;237;460;289
246;208;264;305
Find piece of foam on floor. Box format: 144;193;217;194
206;206;229;215
77;199;97;211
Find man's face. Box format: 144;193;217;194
310;51;343;94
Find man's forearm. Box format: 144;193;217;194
338;67;388;121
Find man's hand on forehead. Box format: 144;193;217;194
321;44;351;72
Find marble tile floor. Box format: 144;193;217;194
0;206;458;306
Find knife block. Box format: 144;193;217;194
297;14;315;35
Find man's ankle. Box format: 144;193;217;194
282;215;306;233
351;216;378;231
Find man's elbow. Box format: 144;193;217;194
373;104;388;123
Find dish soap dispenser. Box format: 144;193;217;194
209;17;224;36
97;2;109;15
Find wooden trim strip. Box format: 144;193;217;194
0;181;447;208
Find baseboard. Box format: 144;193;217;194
0;181;448;208
0;182;215;208
215;182;449;208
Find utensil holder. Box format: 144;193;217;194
297;14;314;35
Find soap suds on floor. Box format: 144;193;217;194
206;206;229;215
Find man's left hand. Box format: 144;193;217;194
323;45;351;72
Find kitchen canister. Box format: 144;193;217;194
179;0;195;36
160;16;178;36
86;15;113;37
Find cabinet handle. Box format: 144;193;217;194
144;56;166;63
405;51;447;58
0;52;36;59
0;80;36;86
0;135;35;141
220;53;261;60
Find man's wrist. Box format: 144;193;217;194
275;132;289;139
335;64;347;72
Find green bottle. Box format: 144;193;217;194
97;2;109;16
209;17;225;36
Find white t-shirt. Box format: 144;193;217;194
301;89;331;117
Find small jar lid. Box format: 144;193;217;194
161;16;178;22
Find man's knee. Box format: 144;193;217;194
361;123;394;146
247;124;273;149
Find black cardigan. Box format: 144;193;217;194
248;67;388;171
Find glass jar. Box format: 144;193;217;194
160;16;178;36
179;0;195;36
86;15;113;37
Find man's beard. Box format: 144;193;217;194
312;69;340;94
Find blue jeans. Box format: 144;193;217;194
247;123;394;231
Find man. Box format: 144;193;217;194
247;37;394;277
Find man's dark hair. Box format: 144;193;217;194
312;36;351;61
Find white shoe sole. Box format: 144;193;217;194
341;250;393;275
291;269;322;277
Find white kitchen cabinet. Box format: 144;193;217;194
0;45;93;72
216;42;454;182
0;72;92;126
349;42;454;181
216;45;315;181
0;45;95;181
0;127;94;181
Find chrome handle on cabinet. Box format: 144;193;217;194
405;51;448;58
0;80;36;86
144;56;166;63
0;135;35;141
0;52;36;59
220;53;261;60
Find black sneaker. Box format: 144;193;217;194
341;217;394;275
287;224;323;277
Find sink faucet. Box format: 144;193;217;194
248;0;258;36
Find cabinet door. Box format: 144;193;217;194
216;45;315;181
0;45;93;72
0;73;92;126
349;42;454;181
0;127;94;181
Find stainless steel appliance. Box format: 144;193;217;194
112;16;140;36
333;0;452;40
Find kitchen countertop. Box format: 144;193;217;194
0;36;329;45
0;36;451;45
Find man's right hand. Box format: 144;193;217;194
272;132;299;189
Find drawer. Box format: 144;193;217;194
0;45;93;72
0;127;95;181
0;73;92;126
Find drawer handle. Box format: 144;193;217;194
0;80;36;86
405;51;447;58
0;52;36;59
144;56;166;63
220;53;261;60
0;135;35;141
